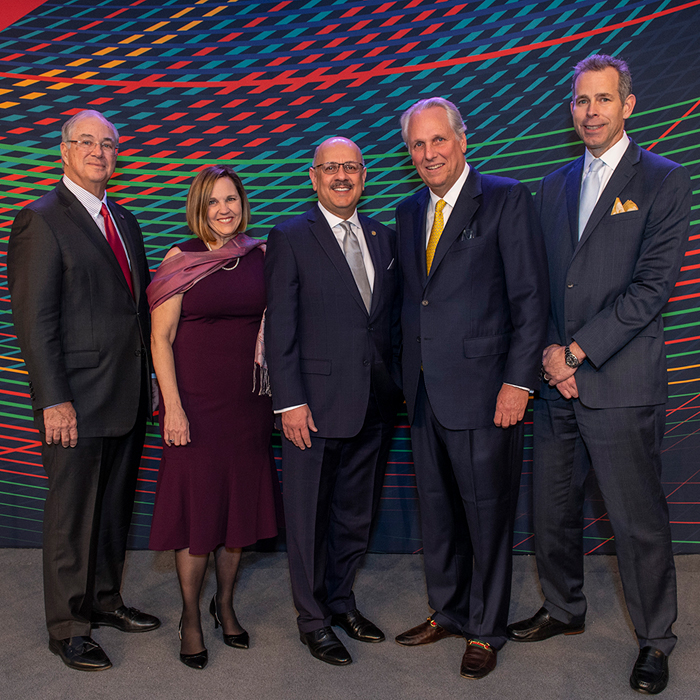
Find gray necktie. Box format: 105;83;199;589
339;221;372;312
578;158;605;239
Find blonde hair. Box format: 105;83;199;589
186;165;250;243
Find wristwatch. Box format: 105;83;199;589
564;345;580;368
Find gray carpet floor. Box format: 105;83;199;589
1;549;698;700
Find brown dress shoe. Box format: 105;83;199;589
460;639;497;679
395;618;460;646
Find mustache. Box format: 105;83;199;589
330;179;353;189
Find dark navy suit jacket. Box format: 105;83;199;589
537;139;691;408
265;205;402;438
397;168;549;430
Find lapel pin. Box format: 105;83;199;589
371;230;377;236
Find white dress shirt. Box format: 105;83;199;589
580;131;630;207
424;161;470;245
318;202;375;290
62;175;131;268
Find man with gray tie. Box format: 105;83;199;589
507;55;691;695
265;137;402;666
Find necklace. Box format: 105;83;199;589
205;239;240;270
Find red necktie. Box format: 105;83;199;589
100;203;133;297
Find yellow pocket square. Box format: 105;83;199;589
611;197;639;215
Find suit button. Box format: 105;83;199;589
421;300;429;306
363;360;370;366
135;349;142;356
567;283;574;288
417;337;421;343
367;325;374;331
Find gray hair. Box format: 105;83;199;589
61;110;119;144
571;54;632;103
400;97;466;146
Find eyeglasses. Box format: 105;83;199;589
312;161;364;175
65;139;118;153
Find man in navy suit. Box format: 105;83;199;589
394;98;549;679
9;110;159;671
507;55;691;696
265;137;402;666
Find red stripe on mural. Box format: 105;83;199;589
648;98;700;150
4;2;699;91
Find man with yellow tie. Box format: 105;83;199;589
393;97;549;679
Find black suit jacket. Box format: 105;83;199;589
537;139;691;408
397;169;549;430
265;205;402;438
8;180;151;437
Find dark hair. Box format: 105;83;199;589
185;165;250;243
571;54;632;103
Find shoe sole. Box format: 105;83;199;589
395;633;460;646
332;625;385;643
507;627;585;643
460;670;494;680
91;621;161;633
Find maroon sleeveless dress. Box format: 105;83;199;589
149;238;278;554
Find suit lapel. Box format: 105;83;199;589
565;157;584;250
57;182;135;300
410;189;430;285
308;206;368;315
426;168;481;284
573;141;639;260
359;213;383;317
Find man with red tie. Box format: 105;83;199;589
9;110;159;671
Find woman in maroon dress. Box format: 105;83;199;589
148;165;277;669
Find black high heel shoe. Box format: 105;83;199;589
209;595;250;649
178;618;208;669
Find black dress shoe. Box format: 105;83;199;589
460;639;497;679
507;607;584;642
300;627;352;666
49;636;112;672
630;647;669;695
209;595;249;649
331;609;385;643
91;605;160;633
395;618;460;646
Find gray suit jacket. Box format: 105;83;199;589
537;139;691;407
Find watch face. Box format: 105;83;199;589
565;347;579;367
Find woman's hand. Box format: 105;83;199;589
163;403;191;446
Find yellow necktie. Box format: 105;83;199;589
426;199;446;274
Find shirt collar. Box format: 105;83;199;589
317;201;361;231
583;131;629;172
429;160;470;210
62;175;108;218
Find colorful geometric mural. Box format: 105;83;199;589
1;0;699;553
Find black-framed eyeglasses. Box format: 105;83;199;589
312;161;364;175
65;139;118;153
